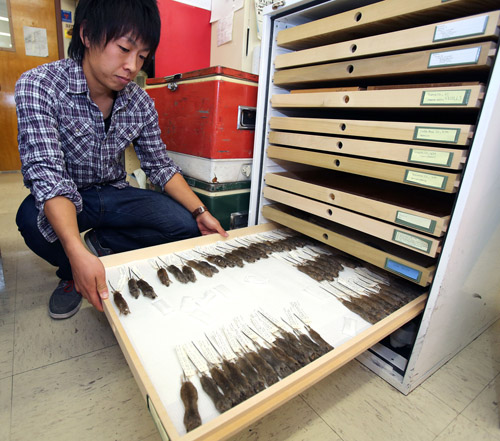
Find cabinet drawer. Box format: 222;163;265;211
101;224;428;440
263;186;442;257
271;84;485;109
265;171;452;236
261;206;436;286
268;145;461;192
276;0;500;50
274;41;496;87
275;11;500;69
269;131;468;169
270;117;475;146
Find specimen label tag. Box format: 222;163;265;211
290;301;311;324
421;89;471;106
196;339;220;364
250;313;276;343
175;345;197;377
408;148;453;166
183;343;208;373
433;15;489;42
209;330;236;360
413;126;461;143
392;230;433;253
233;316;259;341
285;308;302;329
223;326;243;355
404;170;448;190
395;211;436;234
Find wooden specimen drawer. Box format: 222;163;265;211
264;171;453;237
267;145;461;193
269;117;475;146
269;131;468;169
271;84;485;109
263;186;442;257
275;10;500;69
276;0;500;50
273;41;496;87
101;224;428;440
261;207;436;286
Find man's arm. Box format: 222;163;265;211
44;196;109;311
164;173;228;237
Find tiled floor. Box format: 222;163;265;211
0;171;498;441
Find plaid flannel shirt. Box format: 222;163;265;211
15;58;181;242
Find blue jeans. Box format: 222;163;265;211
16;185;200;280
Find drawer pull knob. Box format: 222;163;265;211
340;123;346;131
337;141;343;149
329;193;335;201
354;12;362;22
343;95;350;103
327;209;333;216
323;233;329;240
335;159;341;167
350;44;357;53
347;65;354;74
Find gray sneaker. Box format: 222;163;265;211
84;229;113;257
49;280;82;319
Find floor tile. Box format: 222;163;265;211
229;395;342;441
139;433;163;441
421;330;500;413
0;376;12;441
0;311;14;379
462;374;500;438
301;360;457;441
13;300;117;374
10;345;158;441
434;415;500;441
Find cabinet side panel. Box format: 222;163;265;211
404;59;500;391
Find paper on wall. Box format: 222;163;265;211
211;0;243;23
24;26;48;57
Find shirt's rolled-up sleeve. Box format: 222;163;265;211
15;71;83;242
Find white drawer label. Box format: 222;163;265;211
405;170;448;190
434;15;489;42
393;230;432;253
409;149;453;166
421;89;471;106
413;126;461;143
395;211;436;234
428;46;481;68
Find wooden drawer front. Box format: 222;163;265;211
269;131;467;169
275;11;500;69
263;186;442;257
276;0;500;50
274;41;496;87
271;85;485;109
101;224;428;440
264;172;452;237
270;117;475;146
261;207;436;286
268;145;461;193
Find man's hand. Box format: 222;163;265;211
44;196;109;312
69;248;109;312
197;211;229;237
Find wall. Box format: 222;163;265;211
60;0;76;58
155;0;211;77
210;0;260;74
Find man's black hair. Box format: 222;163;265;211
68;0;161;66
